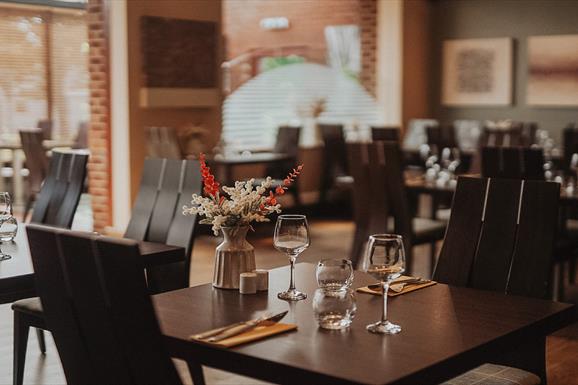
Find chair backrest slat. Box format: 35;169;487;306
19;130;48;192
371;126;400;142
346;143;371;265
320;123;347;200
147;159;182;244
30;152;62;224
434;177;559;298
267;125;300;178
55;153;89;228
481;147;544;180
124;158;165;240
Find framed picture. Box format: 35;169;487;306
527;34;578;107
442;38;512;106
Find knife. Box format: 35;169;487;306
206;310;288;343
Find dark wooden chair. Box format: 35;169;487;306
426;124;458;154
146;126;183;159
73;121;89;149
29;151;88;228
480;125;523;148
371;125;400;142
434;176;559;384
12;157;202;385
36;119;52;140
25;224;204;385
320;123;348;203
347;142;446;273
563;123;578;172
481;147;545;180
124;158;202;293
19;130;49;221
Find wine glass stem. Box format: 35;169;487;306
381;281;389;323
288;255;297;291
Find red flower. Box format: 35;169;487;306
198;153;221;198
275;186;285;195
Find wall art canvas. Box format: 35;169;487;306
442;38;512;106
527;34;578;107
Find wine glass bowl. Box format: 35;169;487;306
363;234;406;335
0;192;17;243
274;214;310;301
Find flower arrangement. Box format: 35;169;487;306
183;153;303;235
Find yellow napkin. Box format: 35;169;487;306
357;276;436;297
190;323;297;348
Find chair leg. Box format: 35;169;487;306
186;361;206;385
13;312;30;385
35;329;46;354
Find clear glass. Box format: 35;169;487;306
0;192;17;243
316;259;354;290
362;234;406;334
274;214;310;301
313;288;356;330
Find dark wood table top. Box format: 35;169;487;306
154;263;575;385
207;152;292;166
0;225;185;304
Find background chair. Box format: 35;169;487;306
426;123;458;154
36;120;52;140
479;125;523;148
481;147;545;180
146;126;183;159
319;123;348;203
563;123;578;172
434;176;559;384
25;224;203;385
371;125;400;142
19;130;49;221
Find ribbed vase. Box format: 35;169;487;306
212;226;256;289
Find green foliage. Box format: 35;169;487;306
261;55;306;72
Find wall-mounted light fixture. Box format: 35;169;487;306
260;17;290;31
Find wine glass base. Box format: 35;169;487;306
366;320;401;335
278;289;307;301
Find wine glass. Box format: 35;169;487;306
362;234;406;334
274;214;310;301
0;192;17;242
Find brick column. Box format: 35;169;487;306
87;0;112;232
359;0;377;97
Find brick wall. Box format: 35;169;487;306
87;0;112;232
223;0;378;96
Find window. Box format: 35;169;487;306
0;3;88;139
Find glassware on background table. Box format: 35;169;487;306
313;288;357;330
362;234;406;334
274;214;310;301
316;259;354;290
0;192;17;243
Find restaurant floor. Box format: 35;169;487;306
0;217;577;384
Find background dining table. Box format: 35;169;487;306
154;263;575;385
0;225;186;304
207;152;293;184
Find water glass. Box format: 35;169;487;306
274;214;310;301
313;288;356;330
316;259;354;290
0;192;17;242
362;234;406;335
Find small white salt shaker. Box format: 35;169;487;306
239;272;257;294
254;269;269;291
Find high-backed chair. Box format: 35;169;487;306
347;142;446;272
146;126;183;159
73;121;89;149
371;126;400;142
30;151;89;228
19;130;49;221
25;224;204;385
480;125;523;148
12;157;202;385
434;177;559;384
319;123;348;203
124;158;202;293
36;119;52;140
426;124;458;154
563;123;578;172
481;147;545;180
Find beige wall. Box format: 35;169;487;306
125;0;222;199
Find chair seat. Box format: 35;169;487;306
441;363;540;385
12;297;43;317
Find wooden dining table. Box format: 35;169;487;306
154;263;575;385
0;225;185;304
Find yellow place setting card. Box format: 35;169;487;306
357;276;437;297
190;323;297;348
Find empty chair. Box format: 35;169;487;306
480;124;523;148
146;126;183;159
19;130;49;221
36;119;52;140
25;224;204;385
371;126;400;142
347;142;446;273
30;151;89;228
73;121;89;149
319;123;348;203
426;124;458;153
563;123;578;171
481;147;545;180
124;158;202;293
434;177;559;384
